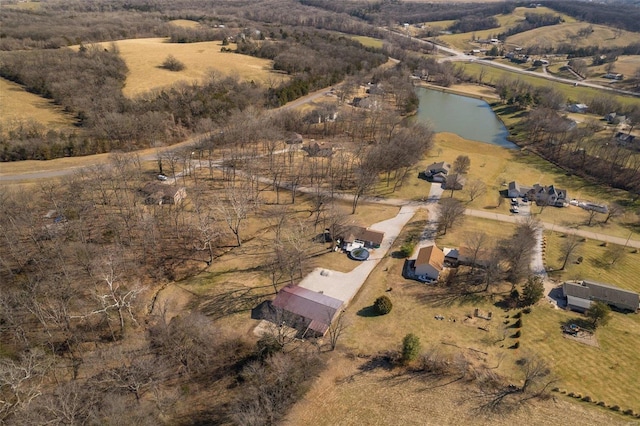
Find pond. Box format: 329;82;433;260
415;87;518;149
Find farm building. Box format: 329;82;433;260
271;285;344;337
414;245;444;280
563;280;639;313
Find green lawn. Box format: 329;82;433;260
544;231;640;292
521;303;640;413
351;36;384;49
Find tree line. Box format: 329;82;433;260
544;0;640;33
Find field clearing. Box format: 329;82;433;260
438;7;576;51
507;23;640;51
459;62;639;107
544;231;640;292
84;38;287;98
0;77;76;131
351;36;383;49
436;216;517;248
2;1;41;10
168;19;201;28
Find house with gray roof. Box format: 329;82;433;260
563;280;639;313
425;161;451;183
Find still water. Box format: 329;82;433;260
415;87;518;149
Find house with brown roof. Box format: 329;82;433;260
140;183;187;205
563;280;639;312
338;225;385;251
271;285;344;337
414;245;444;281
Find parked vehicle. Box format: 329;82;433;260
157;174;168;181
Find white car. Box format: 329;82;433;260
157;174;168;181
511;206;519;214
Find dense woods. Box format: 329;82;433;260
544;0;640;33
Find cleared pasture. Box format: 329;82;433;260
507;23;640;52
168;19;201;28
83;38;287;98
350;35;383;49
0;77;76;131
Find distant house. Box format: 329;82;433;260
302;141;333;157
605;112;627;124
338;226;385;251
271;285;344;337
443;173;466;190
603;73;623;80
615;132;636;145
566;103;588;114
425;161;451;183
414;245;444;280
563;280;639;313
140;183;187;205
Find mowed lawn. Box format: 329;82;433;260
521;303;640;413
0;77;76;131
544;231;640;292
86;38;287;98
350;36;383;49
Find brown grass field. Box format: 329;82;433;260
0;77;76;131
507;23;640;52
168;19;201;28
84;38;287;98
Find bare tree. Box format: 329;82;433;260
558;234;582;270
603;203;623;224
604;244;626;265
452;155;471;174
465;232;488;273
437;198;466;235
466;180;487;202
216;181;255;246
586;208;601;226
326;310;349;351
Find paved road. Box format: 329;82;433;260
388;29;639;98
464;208;640;249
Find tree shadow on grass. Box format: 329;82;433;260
198;286;272;320
414;288;490;308
356;305;381;317
560;317;593;332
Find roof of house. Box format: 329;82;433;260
341;226;385;246
272;285;343;334
141;183;185;198
563;280;639;311
415;245;444;272
426;161;451;174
